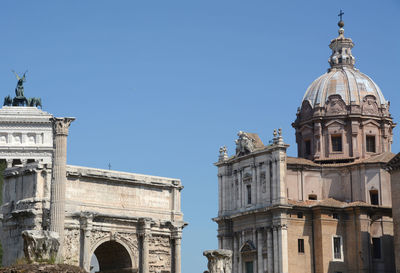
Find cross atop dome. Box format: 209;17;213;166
328;10;356;69
338;9;344;22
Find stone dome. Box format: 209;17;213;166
302;67;387;108
293;20;395;162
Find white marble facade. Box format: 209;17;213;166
0;106;53;166
215;132;289;273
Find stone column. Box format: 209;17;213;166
236;172;240;209
257;229;263;273
49;117;74;260
279;225;289;273
79;212;93;271
273;227;278;273
238;170;243;208
256;164;261;205
140;219;152;273
238;232;243;273
233;233;238;273
271;161;276;204
218;174;222;214
267;228;273;273
143;234;150;273
266;161;271;204
173;227;182;273
252;164;256;205
221;174;226;212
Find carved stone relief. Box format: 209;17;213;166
63;228;81;265
362;95;379;116
300;100;313;121
149;235;171;273
326;95;347;115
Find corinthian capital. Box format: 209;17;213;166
52;117;75;136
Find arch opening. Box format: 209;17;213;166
91;240;133;273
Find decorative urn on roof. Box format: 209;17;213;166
293;14;395;163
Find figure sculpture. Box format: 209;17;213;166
235;131;255;155
203;249;232;273
3;71;42;108
13;70;27;98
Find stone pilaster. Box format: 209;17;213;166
172;227;182;273
49;117;74;261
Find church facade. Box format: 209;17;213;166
214;19;396;273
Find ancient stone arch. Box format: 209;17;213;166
91;240;133;273
87;231;139;270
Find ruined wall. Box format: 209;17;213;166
63;228;81;266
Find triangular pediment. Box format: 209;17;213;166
240;240;256;253
325;119;345;127
362;119;380;127
299;124;313;133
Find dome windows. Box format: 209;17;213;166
331;135;343;152
366;135;376;153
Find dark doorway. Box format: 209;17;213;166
245;261;254;273
92;241;133;273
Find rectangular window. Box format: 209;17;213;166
298;239;305;253
245;261;254;273
366;135;376;153
305;140;311;156
370;190;379;205
331;135;342;152
372;238;381;259
247;185;251;205
333;236;342;260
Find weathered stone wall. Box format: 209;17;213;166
1;165;49;266
63;228;81;266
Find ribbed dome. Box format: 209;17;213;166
302;20;388;110
294;18;394;162
303;67;387;108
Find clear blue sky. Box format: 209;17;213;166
1;1;399;272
